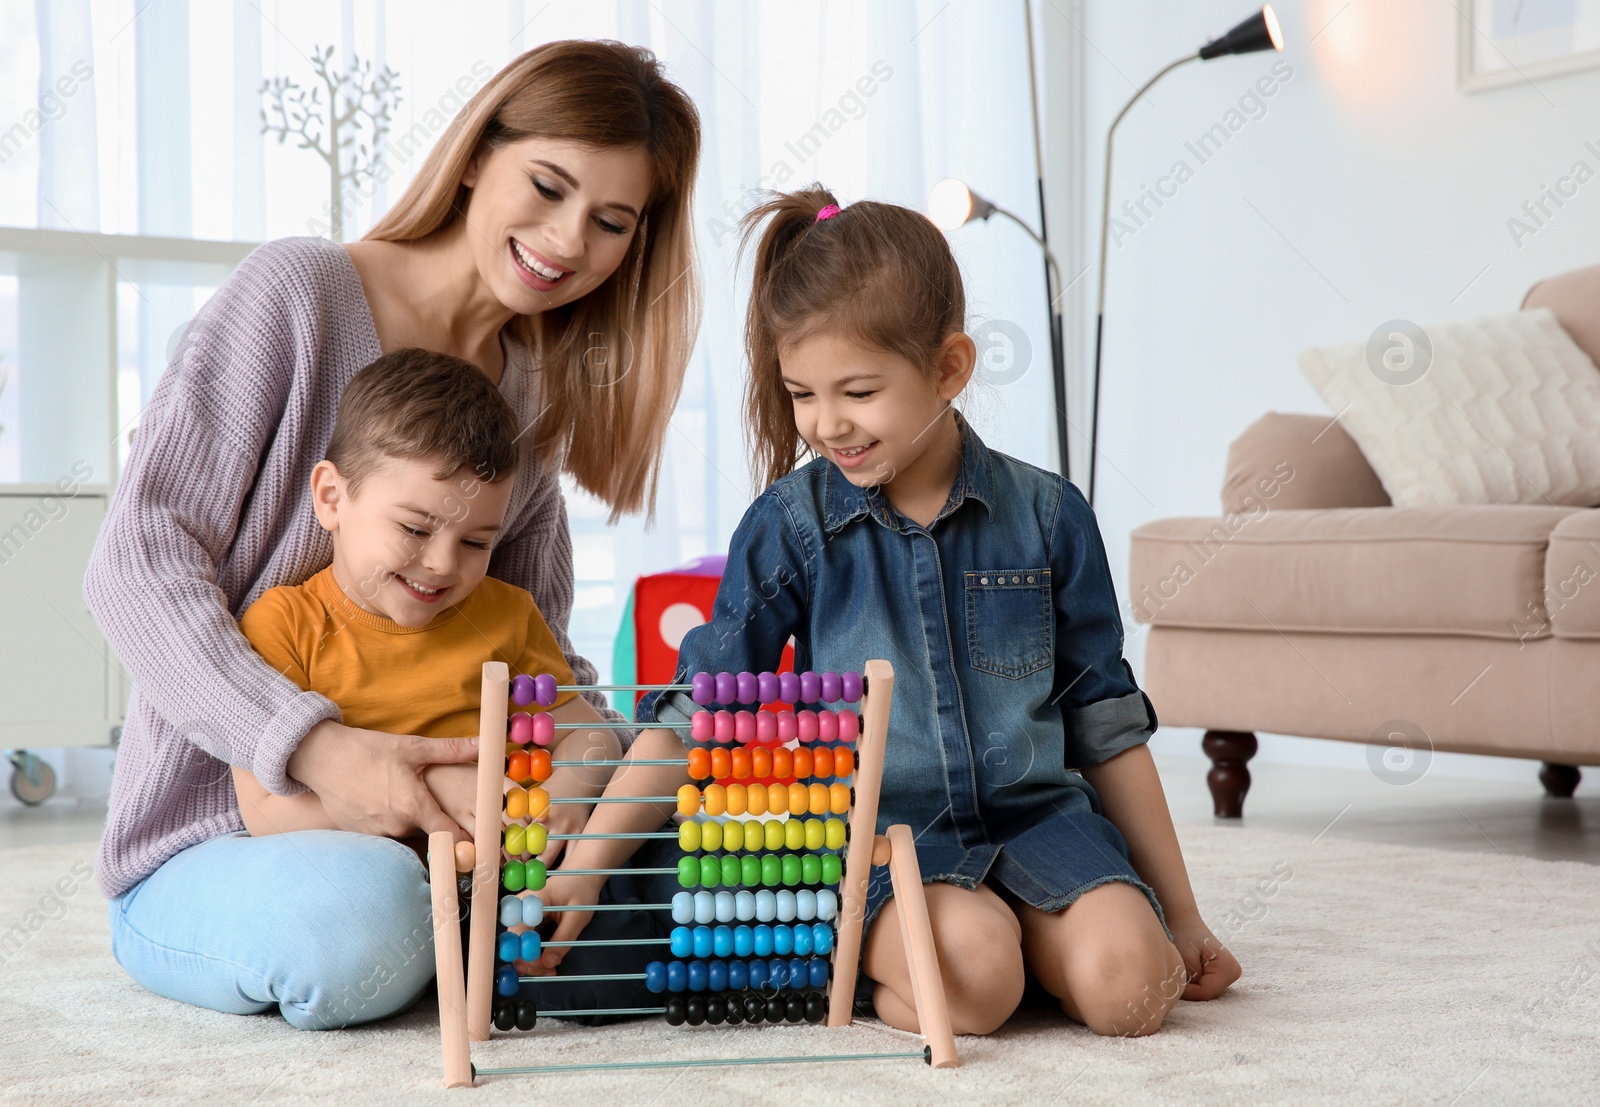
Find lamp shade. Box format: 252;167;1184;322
927;178;996;230
1198;5;1283;59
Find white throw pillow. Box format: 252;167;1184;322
1297;308;1600;507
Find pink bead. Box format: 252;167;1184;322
838;709;860;742
713;710;735;744
757;672;780;702
797;710;818;743
531;713;555;747
776;711;798;741
734;711;756;744
756;712;777;744
691;711;714;742
510;674;536;707
509;712;534;745
817;710;838;743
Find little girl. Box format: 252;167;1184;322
544;188;1240;1038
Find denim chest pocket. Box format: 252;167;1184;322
964;568;1053;679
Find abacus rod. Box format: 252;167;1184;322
518;972;645;983
540;866;681;876
539;902;675;912
540;937;670;948
526;718;862;730
476;1050;929;1077
546;831;680;840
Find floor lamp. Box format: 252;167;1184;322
1088;5;1285;508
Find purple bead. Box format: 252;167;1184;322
777;671;800;704
799;671;821;702
736;671;758;703
510;674;536;707
757;671;779;702
534;673;558;708
819;671;841;702
715;671;737;704
691;672;716;705
840;671;863;703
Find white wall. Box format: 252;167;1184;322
1046;0;1600;782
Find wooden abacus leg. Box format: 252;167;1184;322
884;824;957;1068
467;661;511;1042
828;659;894;1026
428;830;473;1089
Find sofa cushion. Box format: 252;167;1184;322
1545;509;1600;639
1128;505;1582;640
1523;263;1600;369
1297;308;1600;508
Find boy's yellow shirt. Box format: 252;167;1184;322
239;566;577;737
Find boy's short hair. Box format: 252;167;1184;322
326;347;520;493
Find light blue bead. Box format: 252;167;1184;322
793;924;813;956
816;889;838;921
500;896;522;927
734;925;754;958
813;923;834;955
693;926;714;959
776;890;797;923
694;891;716;925
773;924;794;955
713;925;735;958
715;891;736;923
795;889;816;921
754;924;774;957
497;932;519;963
672;891;695;925
755;889;777;922
521;896;543;928
521;932;541;961
670;926;693;958
735;890;757;921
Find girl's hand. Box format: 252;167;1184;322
1169;918;1242;1000
535;796;592;868
534;870;605;971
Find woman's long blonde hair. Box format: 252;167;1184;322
366;40;701;523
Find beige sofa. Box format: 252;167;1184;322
1128;264;1600;817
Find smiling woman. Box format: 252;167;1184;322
82;40;702;1031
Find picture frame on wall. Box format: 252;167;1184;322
1458;0;1600;91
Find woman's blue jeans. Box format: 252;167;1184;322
107;830;436;1030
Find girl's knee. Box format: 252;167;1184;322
1072;938;1186;1038
937;926;1026;1034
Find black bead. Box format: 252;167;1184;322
785;994;805;1023
724;1000;744;1026
515;1000;538;1031
492;1000;516;1031
705;995;727;1025
686;995;707;1026
745;992;767;1022
664;996;688;1026
765;995;785;1023
805;993;827;1023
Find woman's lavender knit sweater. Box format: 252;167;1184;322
84;236;626;899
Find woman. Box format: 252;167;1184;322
84;40;701;1030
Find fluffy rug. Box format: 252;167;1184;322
3;823;1596;1106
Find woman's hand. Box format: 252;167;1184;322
1168;917;1242;1000
421;762;479;840
287;719;479;841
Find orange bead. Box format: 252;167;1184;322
687;747;711;780
751;748;772;781
788;782;809;816
711;748;732;780
746;781;769;816
830;782;852;814
506;786;528;820
677;784;701;818
791;748;812;780
725;783;747;816
812;748;834;779
768;783;788;814
833;748;855;777
808;783;829;815
526;787;550;819
729;749;750;782
507;751;531;784
527;749;552;782
704;784;727;817
771;747;793;780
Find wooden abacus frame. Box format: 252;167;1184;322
427;659;956;1087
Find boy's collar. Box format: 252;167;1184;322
821;410;995;534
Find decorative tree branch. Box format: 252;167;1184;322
260;44;402;241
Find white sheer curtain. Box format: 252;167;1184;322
3;1;1058;797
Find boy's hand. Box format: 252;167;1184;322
1169;918;1242;1000
421;762;478;839
535;797;592;867
534;871;605;971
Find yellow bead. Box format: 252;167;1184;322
743;820;764;852
704;784;727;817
525;823;548;856
505;786;528;821
805;818;825;851
764;819;785;851
785;818;805;851
677;784;701;818
680;822;702;852
725;783;747;817
768;783;788;814
807;783;829;815
825;818;847;850
505;824;526;856
702;820;723;852
746;782;768;817
830;782;852;814
787;783;808;816
526;788;550;819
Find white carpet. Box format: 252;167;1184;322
3;823;1597;1106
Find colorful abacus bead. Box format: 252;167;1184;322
820;671;841;701
778;671;800;703
817;710;838;743
531;713;555;747
800;671;821;701
509;712;535;745
757;671;780;702
776;711;798;742
736;671;758;703
734;711;755;745
713;710;735;744
755;711;777;744
714;671;737;703
841;670;863;703
691;672;716;705
511;673;536;706
797;710;818;743
691;711;714;742
534;673;558;707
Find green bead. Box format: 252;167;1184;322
502;860;525;893
782;854;802;886
741;855;761;888
524;859;547;891
761;854;782;887
801;854;822;885
700;855;721;888
821;854;842;885
678;856;700;888
720;854;741;887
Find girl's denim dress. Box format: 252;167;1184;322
638;415;1171;1007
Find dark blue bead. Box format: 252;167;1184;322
688;961;708;992
708;959;728;991
667;961;688;993
748;960;769;990
645;961;668;994
496;965;519;997
728;960;748;990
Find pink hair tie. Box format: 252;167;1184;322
815;204;842;222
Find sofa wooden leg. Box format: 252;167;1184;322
1202;731;1258;819
1539;762;1581;799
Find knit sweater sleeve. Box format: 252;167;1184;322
82;243;342;795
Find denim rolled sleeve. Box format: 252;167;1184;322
1050;480;1158;769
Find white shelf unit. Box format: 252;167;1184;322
0;227;257;800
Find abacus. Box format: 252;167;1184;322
427;659;957;1087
